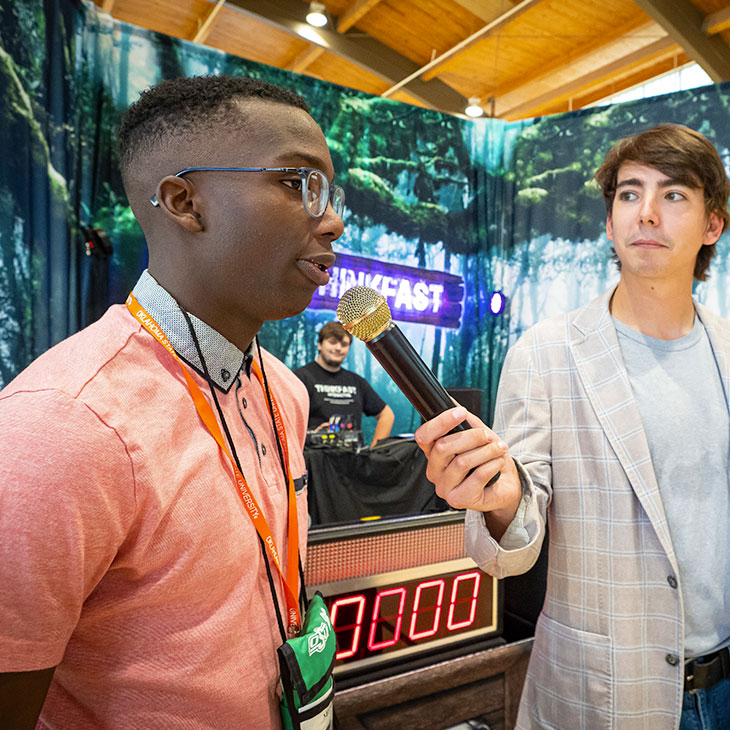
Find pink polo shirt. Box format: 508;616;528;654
0;275;309;729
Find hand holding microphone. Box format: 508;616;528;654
336;286;518;521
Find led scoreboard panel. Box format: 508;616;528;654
304;512;503;684
312;558;499;677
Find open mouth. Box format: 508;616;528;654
296;256;333;286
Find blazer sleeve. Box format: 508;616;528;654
465;329;551;579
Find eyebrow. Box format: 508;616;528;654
616;177;692;189
274;151;328;169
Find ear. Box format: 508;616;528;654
155;176;204;233
605;214;614;242
702;211;723;248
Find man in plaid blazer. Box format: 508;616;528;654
416;124;730;729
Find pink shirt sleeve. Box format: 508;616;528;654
0;389;136;671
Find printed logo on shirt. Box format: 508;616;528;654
313;384;357;396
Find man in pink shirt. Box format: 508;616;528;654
0;75;344;729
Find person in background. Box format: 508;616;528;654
0;74;344;729
295;321;394;448
415;123;730;729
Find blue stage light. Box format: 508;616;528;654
489;291;505;315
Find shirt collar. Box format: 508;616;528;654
132;269;252;392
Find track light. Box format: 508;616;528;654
306;2;328;27
464;97;484;117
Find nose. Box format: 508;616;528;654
315;202;345;242
639;193;659;226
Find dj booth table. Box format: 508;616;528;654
305;437;447;526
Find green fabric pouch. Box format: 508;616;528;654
278;591;336;730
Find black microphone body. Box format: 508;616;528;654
368;322;458;422
366;322;500;486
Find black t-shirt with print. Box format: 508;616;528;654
293;361;386;432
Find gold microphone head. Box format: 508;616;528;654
336;286;392;342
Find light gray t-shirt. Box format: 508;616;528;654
614;314;730;658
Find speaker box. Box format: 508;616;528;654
446;387;483;420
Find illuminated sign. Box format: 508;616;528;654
312;559;498;674
311;253;464;329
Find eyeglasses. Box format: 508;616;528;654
149;166;345;218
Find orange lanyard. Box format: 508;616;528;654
126;294;301;633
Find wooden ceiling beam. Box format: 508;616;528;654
290;0;383;74
225;0;467;114
336;0;383;33
288;45;326;73
416;0;543;83
703;7;730;36
633;0;730;81
450;0;517;24
491;22;668;111
498;38;677;118
569;53;688;107
192;0;227;44
525;51;690;118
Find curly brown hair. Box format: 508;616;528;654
595;124;730;281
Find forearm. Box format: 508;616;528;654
466;503;545;579
478;457;522;541
466;461;547;579
370;406;394;446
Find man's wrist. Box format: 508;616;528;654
479;458;523;539
482;506;517;541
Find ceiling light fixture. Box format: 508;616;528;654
306;2;328;27
464;97;484;118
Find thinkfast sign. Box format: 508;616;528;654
311;253;464;329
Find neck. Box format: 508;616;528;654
611;275;695;339
315;355;340;373
150;267;260;353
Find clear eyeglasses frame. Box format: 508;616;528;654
149;166;345;219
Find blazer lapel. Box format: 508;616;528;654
569;290;676;565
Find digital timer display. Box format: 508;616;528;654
314;560;498;673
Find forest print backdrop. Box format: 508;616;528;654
3;0;730;442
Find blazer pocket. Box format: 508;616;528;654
525;612;612;729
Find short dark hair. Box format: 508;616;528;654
318;321;352;344
595;123;730;281
117;75;311;179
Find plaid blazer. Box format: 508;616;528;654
465;288;730;729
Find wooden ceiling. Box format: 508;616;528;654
94;0;730;120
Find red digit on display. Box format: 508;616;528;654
408;579;445;640
330;594;366;660
367;586;407;651
446;571;481;630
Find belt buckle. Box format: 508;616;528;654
685;647;730;693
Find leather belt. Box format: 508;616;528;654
684;647;730;692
